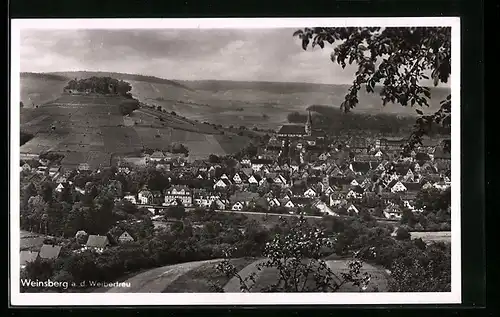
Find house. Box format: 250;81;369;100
251;159;273;172
118;166;131;175
38;244;62;260
361;178;372;189
283;200;296;209
350;162;372;175
303;187;317;198
118;231;135;243
191;160;209;172
123;194;137;204
231;201;245;211
384;204;403;220
54;174;68;183
240;158;252;167
347;204;360;214
346;186;364;199
268;198;281;208
78;163;90;171
388;180;408;193
277;124;309;138
247;175;260;185
402;200;415;210
163;185;193;207
85;235;110;252
36;166;48;174
138;189;153;205
48;166;60;177
291;197;311;208
54;183;67;193
314;200;339;217
318;152;330;161
213;199;226;210
324;186;335;195
350;179;360;187
402;182;422;193
149;151;166;162
273;174;288;187
213;178;232;189
233;173;244;184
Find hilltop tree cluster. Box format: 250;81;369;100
64;77;133;98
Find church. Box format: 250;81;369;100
277;111;324;139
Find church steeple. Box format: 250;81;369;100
305;110;312;136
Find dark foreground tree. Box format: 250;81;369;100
211;216;371;292
293;27;452;154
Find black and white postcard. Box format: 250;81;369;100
10;17;461;306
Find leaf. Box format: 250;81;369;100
302;38;310;50
293;30;303;37
416;109;423;115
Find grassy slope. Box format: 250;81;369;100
20;73;69;107
162;257;256;292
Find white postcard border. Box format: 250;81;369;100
10;17;461;306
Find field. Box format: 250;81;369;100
162;257;256;293
20;73;68;107
410;231;451;244
99;256;390;293
19;86;249;168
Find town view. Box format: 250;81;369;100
18;26;452;294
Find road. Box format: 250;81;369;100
95;258;222;293
137;204;324;220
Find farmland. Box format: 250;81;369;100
19;88;249;169
410;231;451;244
20;73;68;107
24;71;452;133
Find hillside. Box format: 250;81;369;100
97;257;390;293
21;72;451;132
20;73;69;107
47;71;194;91
19;93;251;168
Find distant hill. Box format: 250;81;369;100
20;72;69;81
47;71;195;92
20;71;451;131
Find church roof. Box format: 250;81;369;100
278;125;307;135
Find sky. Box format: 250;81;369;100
20;28;441;86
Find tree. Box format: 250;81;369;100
389;243;451;292
395;227;411;241
414;187;450;212
212;216;371;292
208;154;221;164
165;205;186;220
40;181;54;203
294;27;452;154
75;230;89;244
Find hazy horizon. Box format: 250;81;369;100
20;29;449;88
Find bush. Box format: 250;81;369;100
395;227;411;241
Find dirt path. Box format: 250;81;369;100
98;259;222;293
223;258;268;293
